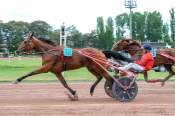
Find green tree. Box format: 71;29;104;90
82;30;98;48
170;8;175;41
145;11;163;42
115;13;128;40
66;25;83;48
96;16;105;49
49;29;59;44
132;12;145;41
29;20;51;36
105;17;114;49
162;23;170;43
4;21;29;51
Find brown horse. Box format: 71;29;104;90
14;32;112;100
112;38;175;86
112;38;142;58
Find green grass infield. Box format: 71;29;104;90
0;57;172;83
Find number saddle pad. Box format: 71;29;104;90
151;48;157;58
63;48;73;57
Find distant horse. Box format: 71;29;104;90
111;38;175;86
14;32;112;100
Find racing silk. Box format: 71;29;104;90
135;51;154;71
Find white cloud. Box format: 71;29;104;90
0;0;175;33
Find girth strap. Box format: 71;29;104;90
60;51;68;71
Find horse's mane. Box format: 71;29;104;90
112;38;141;50
111;38;129;50
38;37;57;46
128;40;141;48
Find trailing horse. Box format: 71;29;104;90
14;32;112;100
112;38;175;86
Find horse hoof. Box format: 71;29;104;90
73;94;78;101
161;82;165;87
12;80;18;84
90;92;93;96
66;93;78;101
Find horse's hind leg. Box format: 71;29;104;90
90;77;102;96
86;66;107;96
157;65;174;86
161;73;174;86
54;73;78;101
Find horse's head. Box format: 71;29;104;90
127;41;142;56
111;38;130;51
16;32;57;55
16;32;35;55
112;38;142;56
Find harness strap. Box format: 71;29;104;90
64;57;70;71
60;50;70;71
158;52;175;62
60;51;64;62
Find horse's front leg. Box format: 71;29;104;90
156;73;174;87
143;71;148;82
143;71;161;83
13;63;53;84
145;68;174;86
54;73;78;101
155;65;175;86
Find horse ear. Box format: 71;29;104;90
28;32;34;39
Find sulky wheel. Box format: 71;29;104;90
104;79;114;98
112;77;138;102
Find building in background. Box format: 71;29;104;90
142;41;171;49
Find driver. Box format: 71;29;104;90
119;44;154;72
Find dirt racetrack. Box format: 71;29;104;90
1;81;175;116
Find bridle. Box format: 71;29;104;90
16;48;60;56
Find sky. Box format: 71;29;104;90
0;0;175;33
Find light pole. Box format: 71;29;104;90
60;22;67;47
124;0;137;39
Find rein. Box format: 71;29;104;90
127;48;143;51
16;48;60;56
17;48;69;71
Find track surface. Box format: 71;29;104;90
0;82;175;116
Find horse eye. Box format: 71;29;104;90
24;41;27;44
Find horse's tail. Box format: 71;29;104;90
102;50;133;63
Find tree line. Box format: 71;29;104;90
0;8;175;52
96;8;175;49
